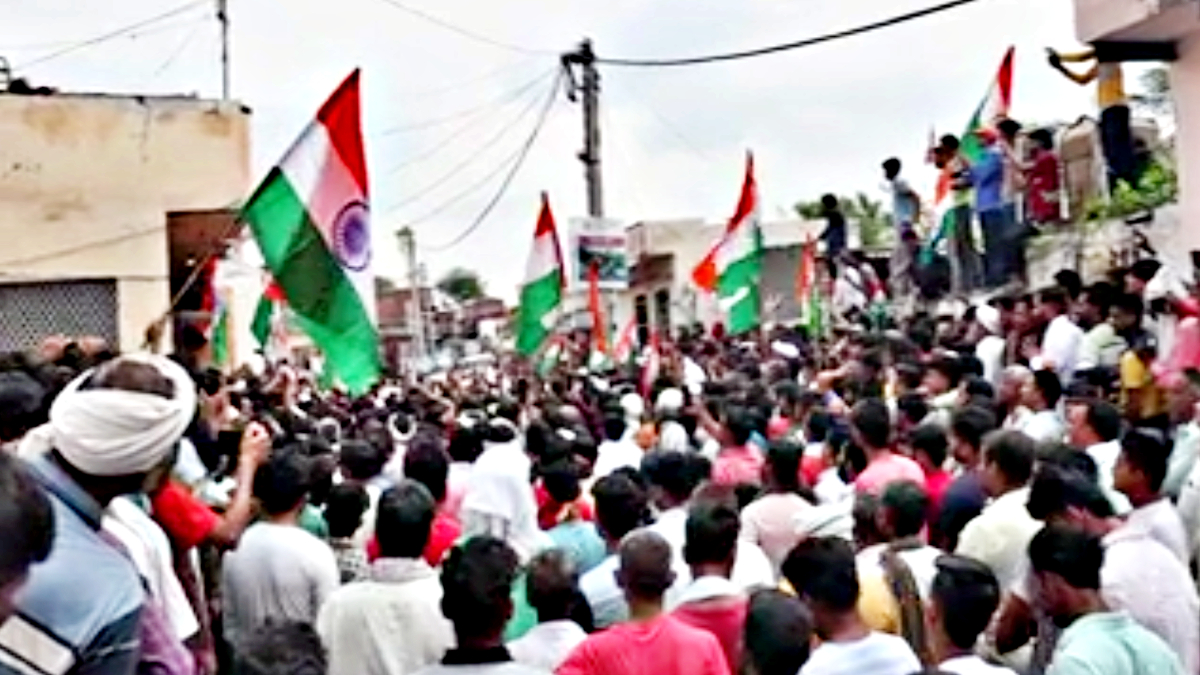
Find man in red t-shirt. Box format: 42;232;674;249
672;497;748;671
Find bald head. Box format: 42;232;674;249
616;531;675;601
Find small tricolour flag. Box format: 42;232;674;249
613;317;638;367
242;70;380;393
515;193;565;357
691;152;763;334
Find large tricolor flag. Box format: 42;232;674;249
515;193;565;357
794;235;825;338
242;70;380;393
691;153;764;334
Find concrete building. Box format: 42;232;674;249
0;90;251;352
1073;0;1200;271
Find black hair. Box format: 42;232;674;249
0;453;53;584
983;430;1035;487
783;537;859;613
1112;293;1145;320
403;435;450;503
806;411;832;444
339;440;386;482
525;549;579;623
541;460;582;505
910;424;948;468
323;483;368;540
821;194;839;210
440;536;520;639
940;134;960;151
896;362;925;392
592;472;650;542
683;498;740;567
882;157;902;174
928;356;962;388
642;451;705;503
958;356;984;380
881;481;929;538
1039;286;1071;312
744;590;815;675
1026;464;1114;521
447;424;484;464
725;406;757;447
1120;428;1171;493
619;531;676;599
1084;400;1123;443
766;439;803;492
1129;259;1162;283
376;481;436;559
1082;282;1117;315
0;372;46;443
850;398;891;450
1029;128;1054;149
1033;369;1063;408
1053;271;1083;300
1028;524;1104;590
997;117;1022;139
931;555;1002;650
602;414;627;442
235;620;326;675
951;406;997;450
254;449;313;516
963;376;995;402
896;394;929;428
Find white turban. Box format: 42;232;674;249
50;354;196;477
655;388;684;414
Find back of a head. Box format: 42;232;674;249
1028;523;1104;591
896;394;929;428
323;483;368;540
782;537;859;613
525;549;578;622
951;406;997;450
931;555;1002;650
376;480;436;559
403;435;450;503
254;449;313;516
602;414;627;442
0;371;46;442
881;481;929;539
983;430;1035;487
235;620;326;675
440;536;520;639
744;589;815;675
725;406;756;447
1033;369;1063;408
0;453;53;594
1027;464;1113;521
850;398;891;450
1120;428;1171;493
642;450;702;503
591;472;649;541
618;530;675;600
338;440;385;482
541;460;582;505
910;425;948;468
766;440;802;492
684;497;740;567
1085;401;1123;443
963;377;995;402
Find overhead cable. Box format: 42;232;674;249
596;0;987;67
372;0;558;56
417;71;563;252
377;66;554;136
14;0;210;70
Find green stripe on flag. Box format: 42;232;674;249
516;270;561;356
251;295;273;348
243;169;380;392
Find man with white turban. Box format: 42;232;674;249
3;355;198;675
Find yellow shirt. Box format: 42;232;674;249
1098;62;1127;109
1120;351;1166;420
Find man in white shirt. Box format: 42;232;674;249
973;305;1007;388
857;481;942;602
1065;399;1131;513
591;415;644;485
782;537;921;675
506;550;587;672
1114;429;1190;564
1036;287;1084;382
1075;284;1127;371
318;481;454;675
928;556;1015;675
1018;370;1065;444
957;430;1041;591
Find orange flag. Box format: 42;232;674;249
588;261;608;355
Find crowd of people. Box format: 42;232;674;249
3;243;1200;675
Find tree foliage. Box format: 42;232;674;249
1131;66;1172;117
436;267;486;302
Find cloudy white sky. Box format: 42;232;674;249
5;0;1104;301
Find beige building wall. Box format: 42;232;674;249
0;93;251;351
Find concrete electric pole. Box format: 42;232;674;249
217;0;230;99
564;39;603;218
396;227;427;368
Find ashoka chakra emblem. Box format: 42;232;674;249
333;200;371;271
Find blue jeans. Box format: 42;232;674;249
979;205;1016;288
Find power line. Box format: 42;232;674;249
151;18;208;79
14;0;211;71
370;0;558;56
612;78;714;162
596;0;987;67
418;71;563;252
376;67;553;136
383;71;555;208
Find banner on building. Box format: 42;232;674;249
569;217;629;291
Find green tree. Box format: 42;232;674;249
436;267;486;303
1132;66;1172;117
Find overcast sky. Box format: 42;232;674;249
5;0;1103;301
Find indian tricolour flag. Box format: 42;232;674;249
242;70;380;393
927;48;1014;251
691;153;763;334
515;193;565;357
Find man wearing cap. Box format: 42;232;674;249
974;305;1006;387
2;355;198;675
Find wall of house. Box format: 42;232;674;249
0;93;251;350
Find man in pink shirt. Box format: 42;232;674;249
557;531;730;675
712;408;765;488
850;399;925;495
